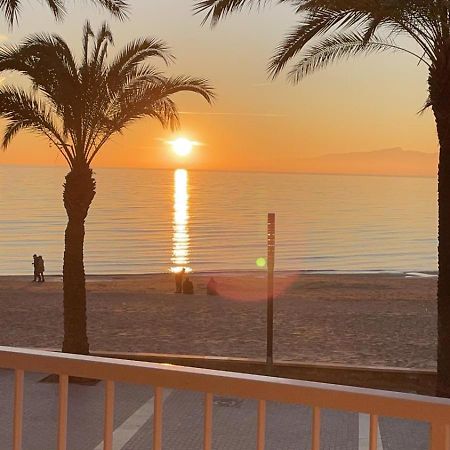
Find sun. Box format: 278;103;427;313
169;138;195;157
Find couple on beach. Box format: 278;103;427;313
175;269;219;296
32;254;45;282
174;268;194;294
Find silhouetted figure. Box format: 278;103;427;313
206;277;218;296
37;255;45;282
175;268;185;293
32;254;39;282
182;277;194;295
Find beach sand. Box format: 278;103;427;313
0;273;437;369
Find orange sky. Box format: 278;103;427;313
0;0;439;175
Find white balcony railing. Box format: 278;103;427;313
1;346;450;450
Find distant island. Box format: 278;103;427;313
296;147;437;178
0;147;438;178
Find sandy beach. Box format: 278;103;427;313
0;272;437;369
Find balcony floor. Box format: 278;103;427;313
0;369;429;449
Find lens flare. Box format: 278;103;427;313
256;257;267;268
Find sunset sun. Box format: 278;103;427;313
169;137;195;157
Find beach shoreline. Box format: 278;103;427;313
0;272;437;369
0;269;438;278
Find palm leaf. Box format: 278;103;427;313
2;0;128;27
106;38;173;93
195;0;445;78
283;30;407;83
194;0;269;25
268;9;372;78
0;86;72;162
151;76;215;103
89;0;128;20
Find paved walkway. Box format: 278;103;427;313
0;370;430;449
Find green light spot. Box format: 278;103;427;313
256;257;266;268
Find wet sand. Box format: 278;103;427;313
0;273;437;369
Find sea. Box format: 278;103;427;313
0;165;438;275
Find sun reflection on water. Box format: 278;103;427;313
170;169;191;273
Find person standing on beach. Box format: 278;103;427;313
37;255;45;282
175;268;185;293
32;254;39;282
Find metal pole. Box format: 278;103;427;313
267;213;275;366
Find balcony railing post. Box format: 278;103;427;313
369;414;378;450
13;369;24;450
257;400;266;450
430;422;450;450
57;374;69;450
103;380;115;450
203;393;213;450
153;387;163;450
311;407;320;450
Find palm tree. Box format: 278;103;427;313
195;0;450;396
1;0;128;26
0;22;214;355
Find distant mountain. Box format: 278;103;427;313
297;147;437;177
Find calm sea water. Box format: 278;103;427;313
0;165;438;275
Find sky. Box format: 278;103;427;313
0;0;439;175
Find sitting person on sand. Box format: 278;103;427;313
182;277;194;294
206;277;218;295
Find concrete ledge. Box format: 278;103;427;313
91;351;437;395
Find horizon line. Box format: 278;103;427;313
0;162;436;180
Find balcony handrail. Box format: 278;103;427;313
0;345;449;424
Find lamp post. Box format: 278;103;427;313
267;213;275;366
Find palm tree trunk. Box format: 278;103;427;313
62;163;96;354
431;72;450;396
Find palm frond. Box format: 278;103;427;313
0;0;20;26
0;87;60;140
0;32;80;136
0;33;78;83
268;9;373;78
106;38;173;92
288;0;440;63
418;93;432;114
91;22;113;69
151;76;216;104
194;0;268;26
106;77;214;130
195;0;445;79
284;31;417;83
88;0;128;20
42;0;65;21
82;21;94;68
3;120;24;148
0;86;72;162
1;0;128;27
